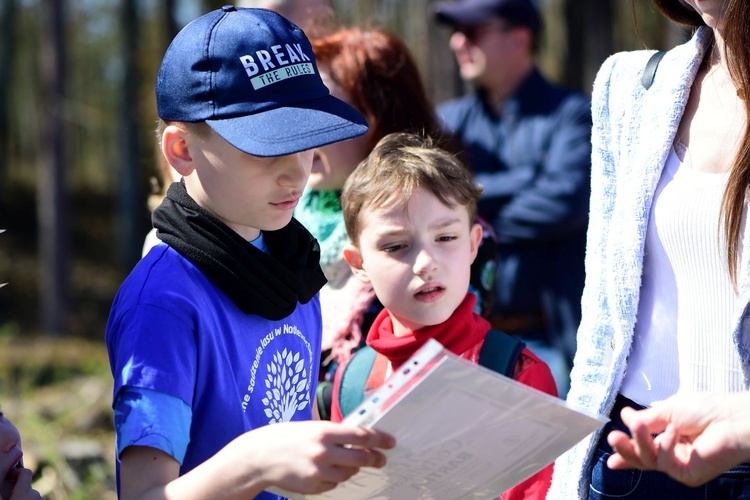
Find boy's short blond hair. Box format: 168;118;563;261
342;132;483;246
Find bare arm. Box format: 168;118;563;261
120;420;395;500
607;392;750;487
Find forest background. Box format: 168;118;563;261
0;0;685;497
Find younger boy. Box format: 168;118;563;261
106;7;393;500
332;132;557;500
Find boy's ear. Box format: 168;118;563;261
162;125;195;177
469;222;483;264
342;244;370;283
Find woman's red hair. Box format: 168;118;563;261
310;27;444;151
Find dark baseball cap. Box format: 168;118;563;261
432;0;541;33
156;6;368;157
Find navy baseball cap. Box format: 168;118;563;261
156;6;368;157
432;0;541;33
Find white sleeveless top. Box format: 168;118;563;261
620;147;746;406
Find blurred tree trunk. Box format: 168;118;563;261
164;0;179;47
39;0;69;335
118;0;142;271
0;0;16;197
562;0;613;92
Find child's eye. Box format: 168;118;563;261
437;235;458;242
382;243;405;253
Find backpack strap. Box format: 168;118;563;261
478;328;526;378
338;346;378;418
315;380;333;420
641;50;666;90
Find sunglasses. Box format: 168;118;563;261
453;23;514;42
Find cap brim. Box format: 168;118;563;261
433;2;492;25
206;95;368;157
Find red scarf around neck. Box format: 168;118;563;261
366;294;490;371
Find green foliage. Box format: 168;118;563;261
0;336;110;393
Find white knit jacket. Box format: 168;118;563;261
547;27;750;499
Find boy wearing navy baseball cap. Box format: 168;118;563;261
106;7;394;499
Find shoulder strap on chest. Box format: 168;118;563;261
338;346;378;418
478;329;526;378
641;51;666;90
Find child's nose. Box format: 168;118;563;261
279;153;310;187
413;248;438;275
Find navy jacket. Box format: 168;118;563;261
438;68;592;356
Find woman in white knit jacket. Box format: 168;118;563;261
548;1;750;498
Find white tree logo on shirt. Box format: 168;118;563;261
262;348;310;423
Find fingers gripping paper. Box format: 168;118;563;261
275;339;606;499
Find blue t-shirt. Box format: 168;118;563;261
107;237;322;498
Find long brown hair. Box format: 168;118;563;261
654;0;750;288
309;26;446;152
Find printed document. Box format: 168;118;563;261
274;338;606;499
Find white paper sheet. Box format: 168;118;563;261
274;339;606;499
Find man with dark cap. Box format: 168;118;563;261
432;0;592;398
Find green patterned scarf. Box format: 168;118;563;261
295;188;351;273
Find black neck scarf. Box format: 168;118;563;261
152;181;326;320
